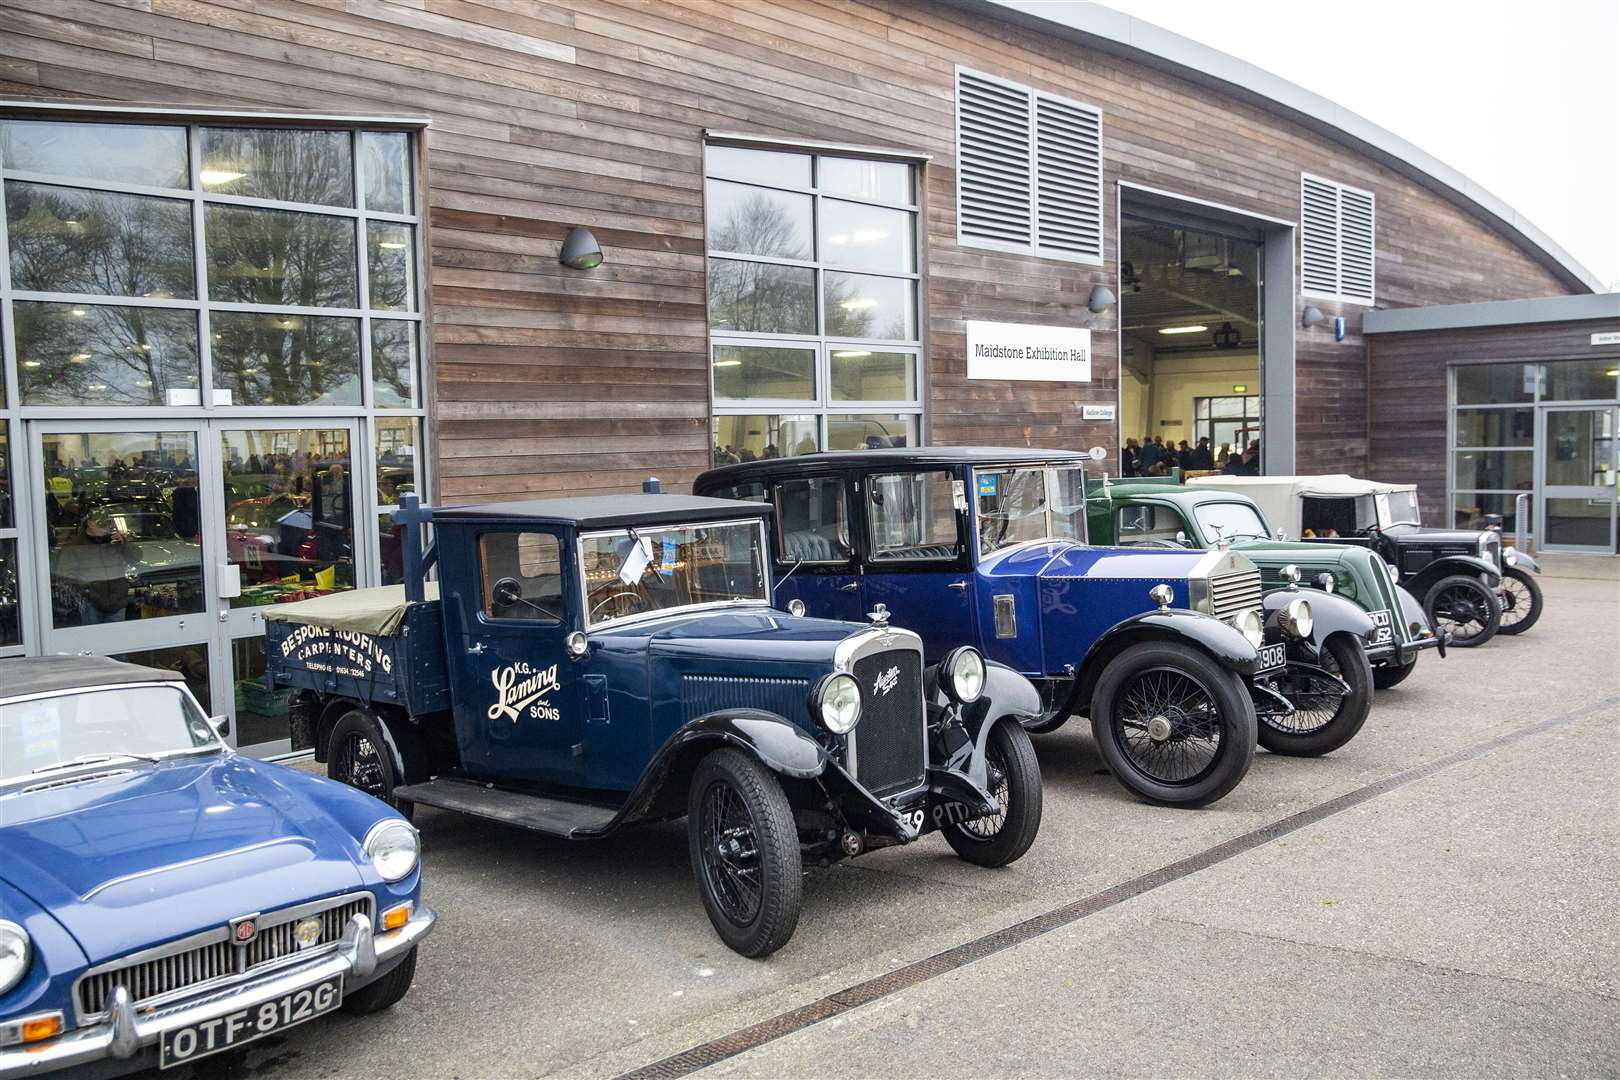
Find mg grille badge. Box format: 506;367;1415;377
294;917;323;950
230;915;259;944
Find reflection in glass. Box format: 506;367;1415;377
1454;409;1534;448
109;644;212;723
15;302;200;406
1453;493;1524;534
205;204;358;308
705;181;812;259
1544;409;1616;488
361;132;411;214
0;120;188;188
817;157;912;204
707;259;815;334
1542;360;1619;402
820;199;913;273
827;413;916;451
712;414;818;465
221;428;354;608
211;312;361;406
0;427;11;529
6;182;195;298
824;271;914;339
830;349;915;401
705;145;811;188
1455;364;1535;405
712;344;815;401
367;222;416;310
1544;497;1614;549
375;417;418;504
230;636;290;748
39;431;205;629
371;320;420;407
200;128;353;207
1452;450;1533;492
0;540;17;648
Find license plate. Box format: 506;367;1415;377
1257;643;1286;672
1369;609;1394;646
159;974;342;1069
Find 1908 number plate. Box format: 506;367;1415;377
1257;643;1286;672
1369;609;1394;645
159;974;342;1068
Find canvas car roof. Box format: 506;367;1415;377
0;654;185;702
1186;475;1417;498
432;493;772;530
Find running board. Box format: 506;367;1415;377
393;778;619;839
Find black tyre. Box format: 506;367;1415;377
1089;641;1257;808
1372;657;1417;690
1496;567;1543;635
942;720;1042;867
688;749;802;958
342;946;417;1014
327;706;413;821
1261;635;1373;757
1424;574;1501;647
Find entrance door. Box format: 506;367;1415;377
1539;407;1619;553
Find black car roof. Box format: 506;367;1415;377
698;446;1091;486
1;654;185;701
431;493;772;530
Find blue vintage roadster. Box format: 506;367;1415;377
0;655;434;1077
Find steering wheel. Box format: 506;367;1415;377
491;576;562;621
589;590;649;621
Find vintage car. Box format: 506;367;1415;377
0;655;433;1077
1086;477;1446;700
697;448;1286;809
1188;475;1541;647
264;492;1043;958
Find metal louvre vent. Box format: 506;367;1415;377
849;650;926;798
1208;567;1263;621
957;70;1033;247
681;673;812;726
1035;95;1103;261
1301;173;1376;304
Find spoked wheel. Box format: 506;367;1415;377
1261;635;1373;757
1496;567;1543;635
1424;574;1502;647
326;707;412;820
688;749;801;958
1090;642;1257;808
941;720;1042;867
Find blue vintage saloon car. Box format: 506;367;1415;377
264;492;1043;958
697;448;1289;809
0;656;434;1077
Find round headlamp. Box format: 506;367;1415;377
1280;563;1301;585
1232;608;1264;649
786;598;807;617
363;820;420;882
1148;583;1174;609
941;646;986;705
0;920;32;996
1386;561;1400;582
1503;546;1517;567
1314;572;1335;594
812;673;862;735
1280;597;1313;639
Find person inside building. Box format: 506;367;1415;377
1194;437;1215;470
1138;436;1160;474
1122;437;1140;476
73;508;136;624
1176;440;1194;470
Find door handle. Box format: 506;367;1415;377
466;642;486;655
839;582;860;592
948;581;969;591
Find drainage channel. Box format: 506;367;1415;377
614;694;1617;1080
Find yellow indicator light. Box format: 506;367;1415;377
22;1014;63;1043
381;903;411;931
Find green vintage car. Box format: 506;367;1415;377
1087;478;1446;701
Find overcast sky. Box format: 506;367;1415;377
1014;0;1620;291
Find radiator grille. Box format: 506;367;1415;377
75;894;372;1020
1482;531;1502;571
1208;567;1263;621
849;651;926;798
681;674;811;725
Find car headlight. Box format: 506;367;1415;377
941;646;986;704
363;820;420;882
812;673;862;735
1503;546;1517;567
1280;563;1301;584
1280;597;1313;639
1314;572;1335;594
1231;608;1264;648
1385;561;1400;582
0;921;31;996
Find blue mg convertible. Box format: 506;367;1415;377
0;656;434;1077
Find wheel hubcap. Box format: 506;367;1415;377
1147;715;1173;742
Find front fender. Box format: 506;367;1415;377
1264;587;1375;652
926;660;1041;791
0;877;86;1025
1508;552;1540;574
1408;554;1500;593
1088;608;1262;672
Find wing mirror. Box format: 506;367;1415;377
1175;530;1190;547
492;576;524;607
208;714;231;739
1276;529;1288;541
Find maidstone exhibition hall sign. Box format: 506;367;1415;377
965;320;1091;382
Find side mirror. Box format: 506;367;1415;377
492;577;524;608
1276;529;1287;541
1175;530;1190;547
209;714;231;739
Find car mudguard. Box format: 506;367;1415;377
1509;552;1540;574
924;659;1041;792
1061;608;1261;721
1264;587;1375;656
1404;553;1500;596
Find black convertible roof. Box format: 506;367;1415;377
1;654;185;701
432;493;771;530
699;446;1091;487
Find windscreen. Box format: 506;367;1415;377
975;465;1087;555
1381;490;1421;527
579;520;767;626
2;684;217;783
1192;501;1270;542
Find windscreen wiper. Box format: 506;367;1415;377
32;751;163;775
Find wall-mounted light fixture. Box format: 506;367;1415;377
1212;321;1241;349
1087;285;1116;313
560;226;603;270
1232;384;1248;394
1301;304;1325;328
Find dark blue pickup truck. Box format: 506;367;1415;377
264;491;1043;957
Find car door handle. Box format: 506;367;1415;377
948;581;968;591
466;642;486;655
839;582;860;592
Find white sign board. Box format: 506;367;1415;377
966;320;1091;382
1081;404;1115;421
1592;331;1620;346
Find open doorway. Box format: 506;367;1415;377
1119;217;1263;477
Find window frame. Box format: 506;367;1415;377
771;473;856;569
861;467;968;567
476;527;568;625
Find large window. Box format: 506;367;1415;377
1195;396;1262;458
705;144;922;465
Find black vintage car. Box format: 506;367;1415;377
1188;476;1543;647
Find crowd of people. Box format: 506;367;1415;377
1121;435;1261;477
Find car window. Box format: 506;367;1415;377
480;531;565;622
867;470;960;561
2;685;216;783
1302;496;1376;538
1382;489;1420;526
774;477;851;564
1192;501;1270;542
579;520;768;626
1116;504;1186;545
976;465;1087;554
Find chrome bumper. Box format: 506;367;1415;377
0;905;435;1077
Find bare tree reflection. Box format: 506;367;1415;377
15;302;197;406
6;183;194;297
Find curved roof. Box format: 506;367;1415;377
974;0;1601;294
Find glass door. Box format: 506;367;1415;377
1538;406;1618;553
